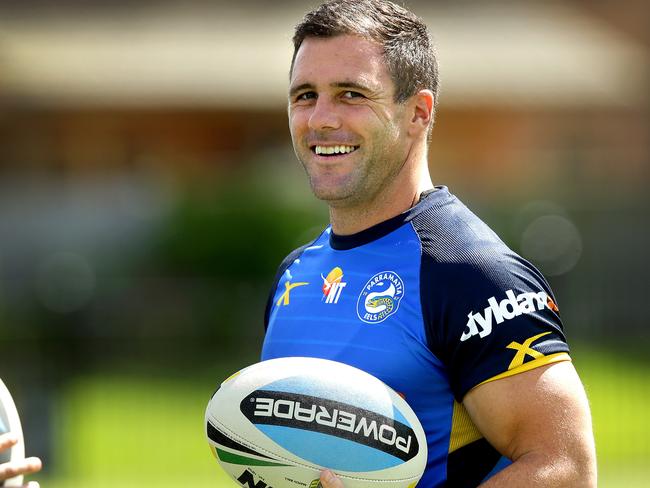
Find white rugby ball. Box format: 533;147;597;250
205;357;427;488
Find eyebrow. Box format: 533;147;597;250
289;83;314;98
289;80;377;97
332;81;375;93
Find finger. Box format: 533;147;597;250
320;469;345;488
0;456;43;480
0;432;19;450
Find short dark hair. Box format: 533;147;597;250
291;0;439;107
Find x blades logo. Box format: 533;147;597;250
276;281;309;307
506;332;552;370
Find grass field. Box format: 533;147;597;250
37;346;649;487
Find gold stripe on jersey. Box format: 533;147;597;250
448;401;483;453
477;352;571;388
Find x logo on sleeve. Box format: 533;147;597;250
506;331;552;370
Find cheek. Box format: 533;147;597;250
367;115;401;147
362;106;403;138
288;109;308;135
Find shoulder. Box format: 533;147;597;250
414;191;555;317
263;235;323;330
413;192;568;400
411;191;506;263
276;243;312;275
412;192;543;294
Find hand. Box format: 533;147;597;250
0;433;42;488
320;469;344;488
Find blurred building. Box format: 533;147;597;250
1;0;648;341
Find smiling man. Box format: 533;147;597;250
261;1;596;486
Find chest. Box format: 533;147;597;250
262;226;448;403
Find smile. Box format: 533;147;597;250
312;145;359;156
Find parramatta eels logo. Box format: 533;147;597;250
356;271;405;324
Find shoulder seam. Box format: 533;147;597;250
409;220;433;352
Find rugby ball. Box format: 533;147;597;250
205;357;427;488
0;378;25;487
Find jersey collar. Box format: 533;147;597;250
329;185;452;250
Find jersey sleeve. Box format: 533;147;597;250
263;243;311;331
423;249;571;402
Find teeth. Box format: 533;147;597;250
314;145;358;155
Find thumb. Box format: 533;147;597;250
320;469;344;488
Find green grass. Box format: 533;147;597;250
48;373;237;488
573;347;650;485
33;347;650;487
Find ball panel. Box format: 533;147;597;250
214;447;290;468
206;420;279;461
255;425;404;471
391;406;410;426
205;357;428;487
260;376;393;417
241;390;421;464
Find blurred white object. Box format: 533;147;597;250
0;379;25;487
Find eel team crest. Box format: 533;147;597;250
357;271;405;324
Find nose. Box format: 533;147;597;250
308;96;341;131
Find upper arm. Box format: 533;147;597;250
463;361;597;485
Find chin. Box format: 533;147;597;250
312;188;343;201
309;171;364;201
310;185;349;203
316;191;368;210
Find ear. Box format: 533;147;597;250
408;89;435;137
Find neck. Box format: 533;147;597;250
329;148;433;236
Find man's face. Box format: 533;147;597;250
288;35;414;208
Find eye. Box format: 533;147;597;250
342;91;364;100
295;91;317;102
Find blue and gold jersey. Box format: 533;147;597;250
262;187;570;487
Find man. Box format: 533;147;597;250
262;0;596;486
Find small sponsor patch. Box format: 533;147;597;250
321;267;347;304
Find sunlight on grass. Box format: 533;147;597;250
52;374;237;487
37;347;649;487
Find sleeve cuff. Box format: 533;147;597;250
475;352;572;389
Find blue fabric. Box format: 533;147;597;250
262;187;569;487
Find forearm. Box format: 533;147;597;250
478;451;596;488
